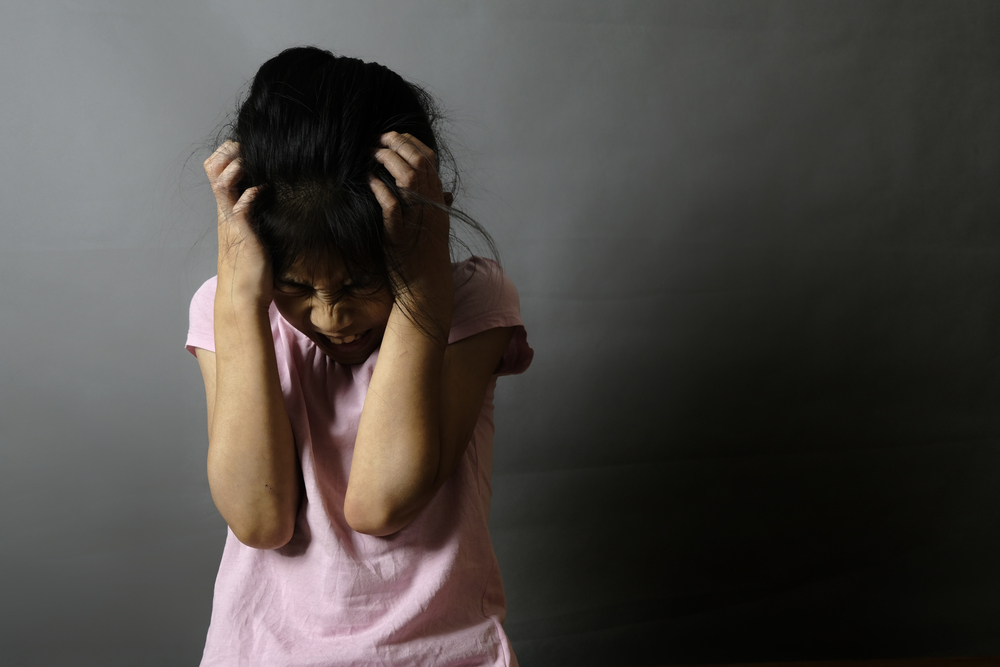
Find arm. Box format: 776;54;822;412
345;322;513;536
197;142;299;550
344;132;511;536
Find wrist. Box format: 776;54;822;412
390;287;453;349
216;266;273;312
393;245;452;296
215;283;273;323
213;288;275;363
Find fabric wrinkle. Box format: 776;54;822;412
187;258;532;667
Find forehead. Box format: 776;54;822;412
280;255;350;287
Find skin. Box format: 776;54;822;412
197;133;512;547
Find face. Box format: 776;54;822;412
271;258;394;365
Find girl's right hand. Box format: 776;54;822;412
204;141;273;307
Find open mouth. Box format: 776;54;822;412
321;328;373;353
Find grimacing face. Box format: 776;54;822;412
271;258;394;365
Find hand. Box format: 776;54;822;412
369;132;453;289
204;141;272;306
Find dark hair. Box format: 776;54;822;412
227;45;494;303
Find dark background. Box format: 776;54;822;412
0;1;998;665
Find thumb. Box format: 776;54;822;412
232;185;261;217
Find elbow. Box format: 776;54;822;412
344;492;421;537
208;477;297;550
207;450;299;550
220;491;298;549
229;517;295;550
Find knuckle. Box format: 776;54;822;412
415;149;435;168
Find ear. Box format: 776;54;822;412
443;192;454;207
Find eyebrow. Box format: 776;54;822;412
276;275;353;290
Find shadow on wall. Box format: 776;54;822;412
491;193;1000;665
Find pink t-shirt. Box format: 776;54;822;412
186;257;532;667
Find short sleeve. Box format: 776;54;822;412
186;275;218;356
448;257;533;376
183;262;533;376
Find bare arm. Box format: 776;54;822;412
346;319;513;536
198;142;299;550
344;132;512;536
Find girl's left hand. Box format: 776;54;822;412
369;132;453;289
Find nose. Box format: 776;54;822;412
310;299;353;335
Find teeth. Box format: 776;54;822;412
330;333;357;345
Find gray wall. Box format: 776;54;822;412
2;1;999;665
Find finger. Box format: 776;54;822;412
217;157;243;191
232;185;260;217
368;176;400;222
374;147;421;190
380;132;442;194
210;159;244;212
203;140;240;179
381;132;435;168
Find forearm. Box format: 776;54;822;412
208;283;298;549
347;276;453;536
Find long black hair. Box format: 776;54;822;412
228;46;494;299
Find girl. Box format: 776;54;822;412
186;47;532;666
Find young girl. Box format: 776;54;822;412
186;47;532;666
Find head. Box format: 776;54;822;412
230;46;452;364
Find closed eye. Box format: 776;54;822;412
275;280;312;294
343;274;384;296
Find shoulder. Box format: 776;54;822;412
191;275;218;310
185;276;218;356
449;257;533;376
450;257;520;329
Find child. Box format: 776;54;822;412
186;46;532;666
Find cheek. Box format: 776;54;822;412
364;300;393;329
272;295;310;328
357;290;393;326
